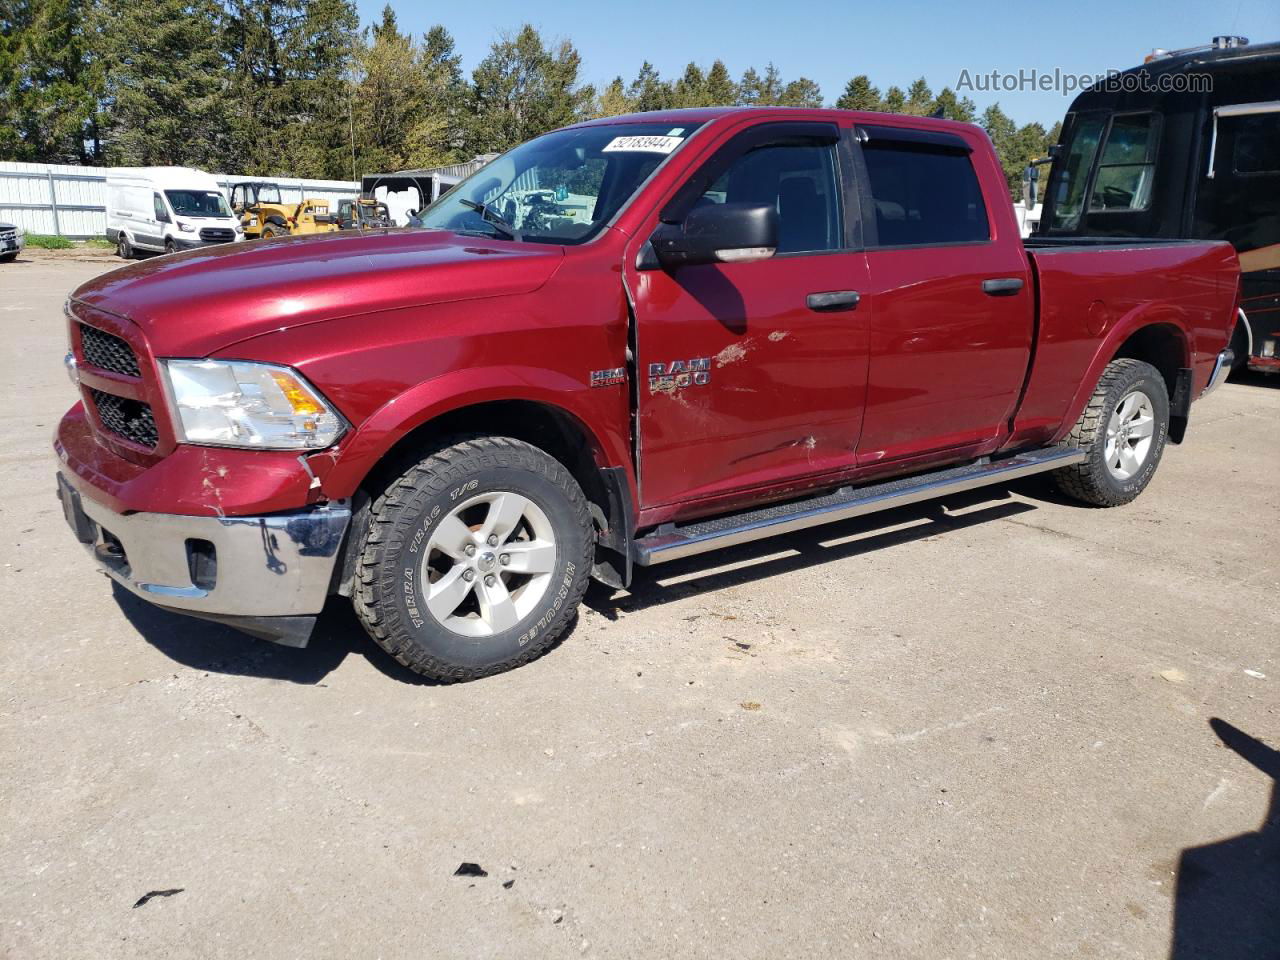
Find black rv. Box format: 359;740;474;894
1036;36;1280;374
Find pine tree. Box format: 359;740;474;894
3;0;103;163
703;59;735;105
779;77;822;107
932;86;976;122
835;75;881;112
882;85;906;114
671;62;706;107
904;76;934;116
98;0;230;167
738;63;783;105
467;25;592;153
223;0;358;178
593;75;631;117
627;61;671;112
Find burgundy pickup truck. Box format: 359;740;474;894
56;108;1239;681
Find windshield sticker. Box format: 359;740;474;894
602;135;684;154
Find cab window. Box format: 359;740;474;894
698;143;842;254
152;193;168;221
862;142;989;246
1088;113;1160;212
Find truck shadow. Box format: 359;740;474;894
115;482;1047;685
1169;718;1279;959
112;585;439;686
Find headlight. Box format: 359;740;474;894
160;359;346;450
177;221;195;232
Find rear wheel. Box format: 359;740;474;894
353;437;593;682
116;233;133;259
262;223;287;239
1054;358;1170;507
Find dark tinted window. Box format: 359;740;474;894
700;144;841;254
862;144;989;246
1229;112;1280;175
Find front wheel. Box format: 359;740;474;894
1053;358;1170;507
353;437;594;681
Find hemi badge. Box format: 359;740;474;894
590;367;626;388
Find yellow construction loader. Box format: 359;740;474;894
229;181;338;239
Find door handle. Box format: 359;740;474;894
982;277;1025;296
806;290;861;312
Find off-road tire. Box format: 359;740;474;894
352;437;594;682
1053;358;1170;507
262;223;287;239
116;233;133;259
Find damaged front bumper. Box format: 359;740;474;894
57;471;350;647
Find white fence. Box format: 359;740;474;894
0;162;360;238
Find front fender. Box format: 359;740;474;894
313;365;634;500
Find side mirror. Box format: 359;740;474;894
646;202;779;270
1021;164;1040;208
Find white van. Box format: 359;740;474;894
105;167;244;258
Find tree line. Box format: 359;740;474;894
1;1;1059;196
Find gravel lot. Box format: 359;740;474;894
2;252;1277;959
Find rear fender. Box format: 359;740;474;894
1050;305;1190;445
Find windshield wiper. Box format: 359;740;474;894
458;199;520;241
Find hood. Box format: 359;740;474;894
72;229;564;356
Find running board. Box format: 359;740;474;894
633;447;1086;566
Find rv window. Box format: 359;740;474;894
1230;112;1280;175
1088;113;1160;212
1047;114;1105;230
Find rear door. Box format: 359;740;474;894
852;125;1034;465
625;119;872;510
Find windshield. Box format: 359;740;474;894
1047;113;1106;231
415;122;704;244
165;189;232;218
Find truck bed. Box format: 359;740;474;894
1007;238;1240;450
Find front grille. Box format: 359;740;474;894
199;227;235;242
90;389;158;448
80;324;141;377
0;230;15;243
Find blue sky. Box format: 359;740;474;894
358;0;1279;127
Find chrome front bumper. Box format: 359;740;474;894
57;472;350;646
1202;348;1235;398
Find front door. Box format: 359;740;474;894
626;121;871;510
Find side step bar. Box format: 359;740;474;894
633;447;1085;566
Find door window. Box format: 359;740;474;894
152;193;168;222
1088;113;1160;212
861;142;989;246
698;143;842;254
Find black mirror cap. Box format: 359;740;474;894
650;202;779;270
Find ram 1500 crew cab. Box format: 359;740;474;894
55;108;1240;681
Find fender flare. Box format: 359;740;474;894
316;365;634;501
1050;304;1192;445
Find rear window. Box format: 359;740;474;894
862;144;990;247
